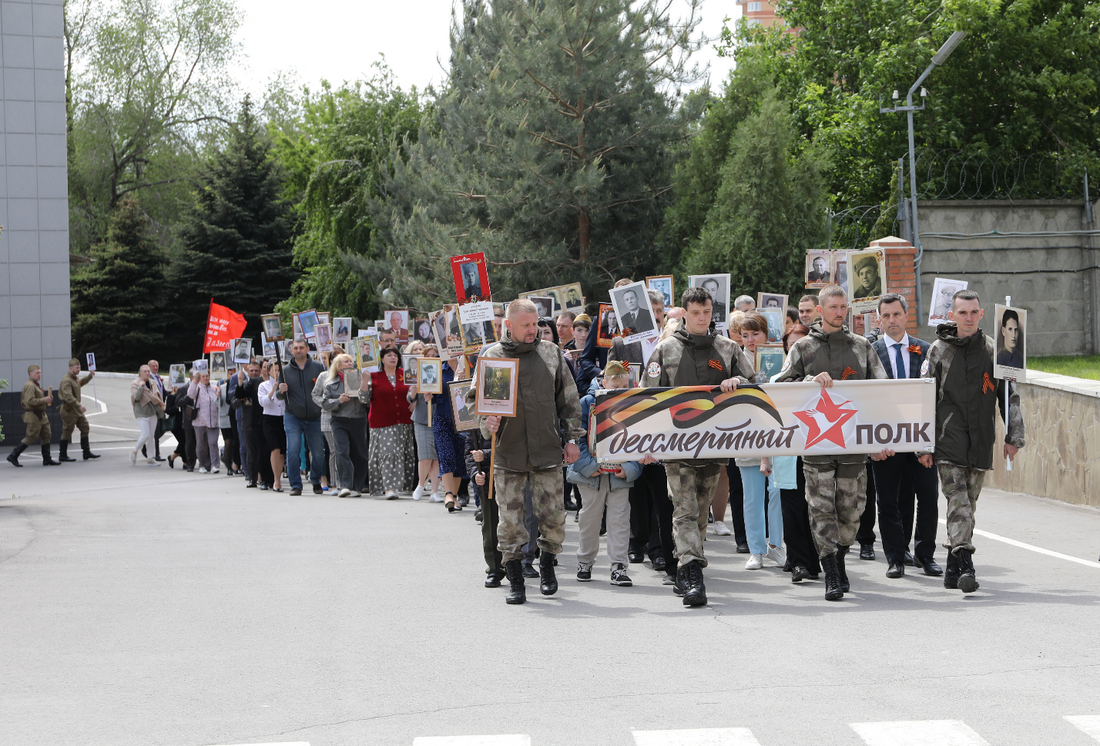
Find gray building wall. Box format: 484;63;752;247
916;199;1100;355
1;0;70;396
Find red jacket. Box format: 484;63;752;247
368;369;413;428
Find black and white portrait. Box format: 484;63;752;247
806;252;832;286
688;274;730;326
413;318;433;345
647;275;673;308
231;338;252;364
928;277;968;326
529;296;554;320
994;304;1027;380
610;280;658;342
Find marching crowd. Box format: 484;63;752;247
7;282;1024;608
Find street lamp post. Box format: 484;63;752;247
881;30;967;320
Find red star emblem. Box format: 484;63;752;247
793;388;858;449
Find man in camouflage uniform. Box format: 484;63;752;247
472;299;585;605
7;365;60;467
642;286;755;607
775;285;890;601
58;358;100;462
919;289;1025;593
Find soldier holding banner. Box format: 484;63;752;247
58;358;99;462
775;285;890;601
641;286;755;607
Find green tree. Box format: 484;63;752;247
172;97;296;353
70;197;170;370
682;91;830;298
365;0;706;312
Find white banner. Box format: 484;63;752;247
593;380;935;463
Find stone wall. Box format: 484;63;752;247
985;371;1100;506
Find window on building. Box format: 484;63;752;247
747;1;762;11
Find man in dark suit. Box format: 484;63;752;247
870;293;942;578
616;287;654;334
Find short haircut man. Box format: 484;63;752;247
734;294;755;311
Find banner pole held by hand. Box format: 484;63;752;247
487;432;497;502
1005;294;1013;472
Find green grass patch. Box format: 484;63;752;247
1028;355;1100;381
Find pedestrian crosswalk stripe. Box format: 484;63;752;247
1066;716;1100;741
413;736;531;746
208;742;309;746
632;727;762;746
851;720;990;746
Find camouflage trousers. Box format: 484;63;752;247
938;463;985;554
803;458;867;558
495;466;566;562
665;462;722;567
61;411;90;439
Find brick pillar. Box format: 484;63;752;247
869;236;918;334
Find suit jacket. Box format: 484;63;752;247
873;335;930;380
618;310;653;334
608;336;644;365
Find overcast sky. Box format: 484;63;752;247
234;0;740;98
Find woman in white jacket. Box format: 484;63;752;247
187;371;222;473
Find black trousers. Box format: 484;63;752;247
872;452;938;564
250;420;274;486
242;421;257;482
855;461;878;547
184;428;196;469
725;463;748;545
477;471;502;574
628;462;674;569
780;457;820;574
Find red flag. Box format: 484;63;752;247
203;300;248;354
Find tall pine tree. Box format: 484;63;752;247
71;196;170;370
174;97;296;349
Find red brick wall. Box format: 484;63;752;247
870;237;918;333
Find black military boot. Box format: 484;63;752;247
821;553;844;601
683;561;707;607
539;552;558;596
42;444;61;466
943;551;961;589
81;436;100;460
673;562;688;597
836;544;851;593
58;440;76;462
504;559;526;604
7;443;28;467
956;549;979;593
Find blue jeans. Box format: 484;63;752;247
740;466;784;555
283;413;324;490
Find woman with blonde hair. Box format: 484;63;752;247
314;352;370;497
130;364;165;466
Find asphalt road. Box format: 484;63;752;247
2;376;1099;746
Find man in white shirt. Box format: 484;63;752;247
869;293;942;580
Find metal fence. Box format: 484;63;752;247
911;149;1090;201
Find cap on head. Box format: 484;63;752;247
28;364;41;375
69;358;82;367
604;360;629;378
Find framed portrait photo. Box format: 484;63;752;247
278;340;290;365
333;317;352;344
402;355;420;382
296;309;320;339
595;303;621;349
358;337;379;371
754;344;786;381
757;293;788;319
262;335;277;358
646;275;674;309
381;309;410;342
609;280;659;343
441;304;466;359
192;359;209;374
316;312;331;328
262;313;283;341
451;252;491;304
688;274;731;328
231;338;252;364
560;283;584;313
169;364;187;387
994;304;1027;382
834;251;850;296
292;314;304;341
475;357;519;418
848;248;887;312
805;250;834;288
758;307;786;344
209;350;228;378
412;318;434;345
528;296;555;320
928;277;968;327
418;357;443;395
545;287;564;315
314;323;333;352
449;380;478;431
460;318;495;354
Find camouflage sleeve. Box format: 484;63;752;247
774;339;809;383
732;344;755;383
865;345;889;380
556;350;586;442
641;344;664;387
999;379;1026;448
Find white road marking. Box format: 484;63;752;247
851;720;990;746
208;742;309;746
88;423;141;433
938;519;1100;569
1066;716;1100;741
413;737;530;746
633;728;762;746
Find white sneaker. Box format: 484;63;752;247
348;490;362;497
767;545;787;567
429;492;444;503
412;484;424;501
198;467;209;474
129;451;137;466
711;520;732;536
745;553;765;570
211;467;220;474
338;488;352;498
147;459;161;466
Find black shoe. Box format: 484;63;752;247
610;564;633;586
474;510;483;524
42;445;61;466
821;553;844;601
791;565;810;583
886;562;905;579
783;558;792;572
576;562;593;582
956;549;979;593
914;556;944;576
7;443;28;467
246;481;257;488
485;572;504;588
313;483;323;495
683;561;707;607
564;500;579;511
186;466;194;473
836;545;851;592
290;488;302;496
505;560;526;604
522;561;539;578
81;436;100;459
653;556;667;572
58;440;76;462
539;552;558;595
904;550;916;566
154;456;166;462
944;551;961;589
859;543;876;560
260;484;269;491
673;564;688;597
735;541;750;554
628;550;644;564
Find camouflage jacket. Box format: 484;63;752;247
469;334;585;471
922;324;1025;470
775;321;888;384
